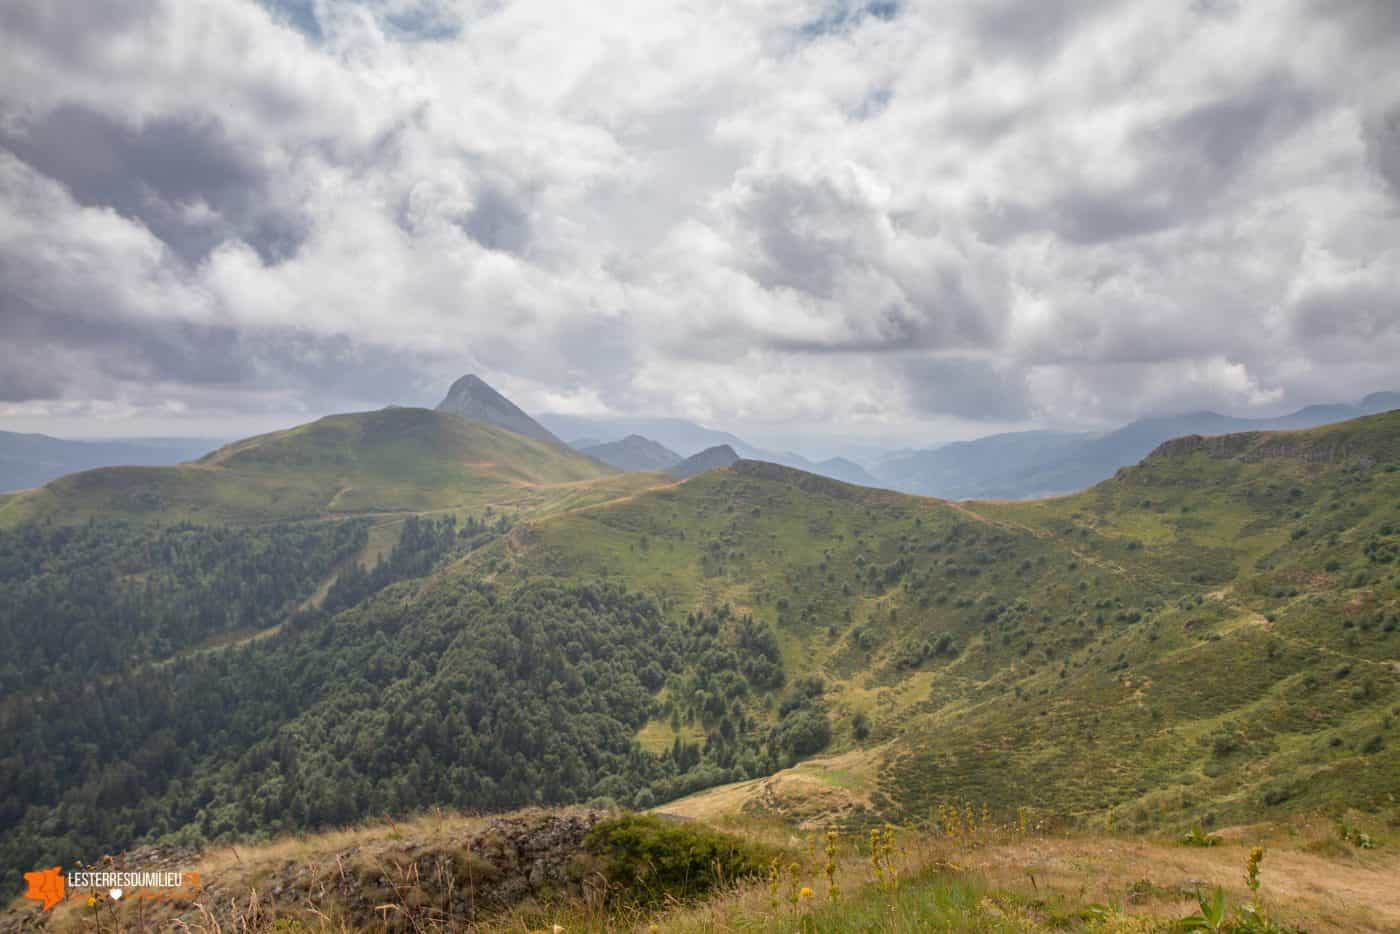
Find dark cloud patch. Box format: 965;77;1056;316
459;185;533;255
0;286;447;409
901;357;1031;420
1046;75;1317;243
0;105;307;265
239;330;455;408
1049;191;1174;244
1313;1;1400;50
765;288;994;355
739;175;848;298
734;172;1002;353
0;345;64;403
0;293;247;397
0;0;157;65
969;0;1121;63
1363;103;1400;202
1290;285;1400;345
1149;76;1316;176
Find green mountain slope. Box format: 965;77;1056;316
2;411;1396;888
0;407;624;527
482;412;1400;829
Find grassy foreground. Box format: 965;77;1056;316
13;808;1397;932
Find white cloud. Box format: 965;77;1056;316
0;0;1397;440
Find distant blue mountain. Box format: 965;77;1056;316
0;432;224;493
873;392;1400;500
540;414;881;486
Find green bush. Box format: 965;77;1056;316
582;813;780;905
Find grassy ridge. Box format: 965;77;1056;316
0;408;638;527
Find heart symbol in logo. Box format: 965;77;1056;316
109;888;124;901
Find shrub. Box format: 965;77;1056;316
774;708;833;759
1181;824;1222;847
582;813;780;905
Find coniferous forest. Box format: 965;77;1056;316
0;515;794;881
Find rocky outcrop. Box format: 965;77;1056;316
0;811;610;933
207;810;608;930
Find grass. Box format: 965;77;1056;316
28;807;1400;932
460;813;1400;932
457;414;1400;836
0;408;665;528
6;408;1400;929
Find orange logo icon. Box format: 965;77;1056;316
23;866;65;911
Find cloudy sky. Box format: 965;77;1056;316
1;0;1398;446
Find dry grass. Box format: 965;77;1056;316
962;832;1400;933
473;816;1400;933
657;748;883;826
13;811;1399;933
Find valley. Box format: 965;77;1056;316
2;395;1398;932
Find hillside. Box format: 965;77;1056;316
0;407;635;527
1;410;1396;921
485;411;1400;831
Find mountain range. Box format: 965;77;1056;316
580;434;682;472
872;391;1400;499
7;377;1396;502
1;371;1398;927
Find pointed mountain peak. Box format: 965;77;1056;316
436;374;563;447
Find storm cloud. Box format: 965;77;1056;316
0;0;1397;441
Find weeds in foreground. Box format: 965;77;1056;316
1335;817;1375;849
1181;825;1222;848
1178;847;1299;933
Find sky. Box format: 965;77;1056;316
1;0;1398;446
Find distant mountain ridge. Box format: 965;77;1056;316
0;432;223;493
581;435;681;472
541;413;882;486
436;374;564;447
874;392;1400;499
